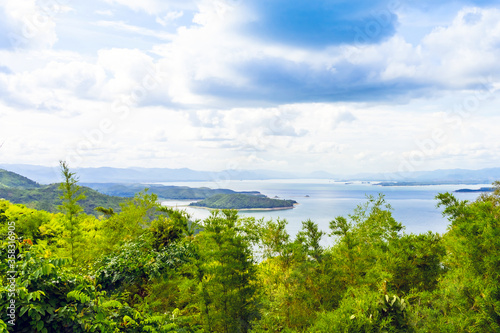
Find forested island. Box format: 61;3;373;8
455;187;494;193
1;164;500;332
189;193;297;210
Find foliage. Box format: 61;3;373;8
419;183;500;332
311;288;413;333
95;234;194;293
58;161;86;263
193;210;259;333
0;241;194;332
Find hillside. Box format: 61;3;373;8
190;193;297;210
0;168;40;188
0;183;127;215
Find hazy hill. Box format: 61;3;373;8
0;164;335;184
0;168;40;188
2;164;500;185
82;183;264;200
0;183;127;215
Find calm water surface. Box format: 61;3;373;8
158;179;487;241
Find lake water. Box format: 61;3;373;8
158;179;488;241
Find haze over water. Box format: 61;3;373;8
160;180;486;240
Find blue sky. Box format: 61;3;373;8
0;0;499;176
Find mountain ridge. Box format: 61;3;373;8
1;163;499;185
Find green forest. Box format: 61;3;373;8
0;184;126;216
190;193;297;210
0;168;126;215
1;163;500;332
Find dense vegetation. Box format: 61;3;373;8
82;183;263;200
1;164;500;332
0;183;126;216
0;168;126;216
190;193;297;210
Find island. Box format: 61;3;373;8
189;193;297;210
375;181;490;186
455;187;494;193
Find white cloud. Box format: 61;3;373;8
0;47;163;110
101;0;196;15
93;20;175;40
419;7;500;86
0;0;63;49
95;10;114;16
156;11;184;26
156;5;500;106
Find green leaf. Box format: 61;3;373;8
20;306;28;317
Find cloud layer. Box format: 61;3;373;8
0;0;499;174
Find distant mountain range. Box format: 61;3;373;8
0;163;499;185
0;164;337;184
349;168;500;184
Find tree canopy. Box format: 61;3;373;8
1;167;499;332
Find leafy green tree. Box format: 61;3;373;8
329;194;403;289
100;189;160;250
94;206;115;218
0;200;53;243
311;287;413;333
416;184;500;331
254;219;330;331
0;238;194;332
194;210;259;333
386;232;445;294
295;219;325;262
58;161;86;262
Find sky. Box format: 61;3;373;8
0;0;500;175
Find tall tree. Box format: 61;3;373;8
58;160;86;262
424;183;500;331
195;210;258;333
